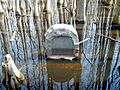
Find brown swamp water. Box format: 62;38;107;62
0;1;120;90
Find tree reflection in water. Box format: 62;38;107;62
0;0;120;90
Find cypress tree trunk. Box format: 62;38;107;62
43;0;52;29
76;0;86;23
57;0;64;23
0;1;9;54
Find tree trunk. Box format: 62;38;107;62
0;1;9;54
76;0;86;22
57;0;64;23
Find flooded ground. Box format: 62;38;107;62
0;0;120;90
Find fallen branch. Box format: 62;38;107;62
75;38;90;45
95;33;120;43
86;30;120;43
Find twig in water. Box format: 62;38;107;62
82;50;93;65
75;38;92;64
96;33;120;43
75;38;90;45
85;30;120;43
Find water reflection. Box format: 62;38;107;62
1;20;120;90
47;59;82;89
0;0;120;90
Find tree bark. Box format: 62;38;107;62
57;0;64;23
76;0;86;22
0;1;9;54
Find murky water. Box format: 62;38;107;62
0;0;120;90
